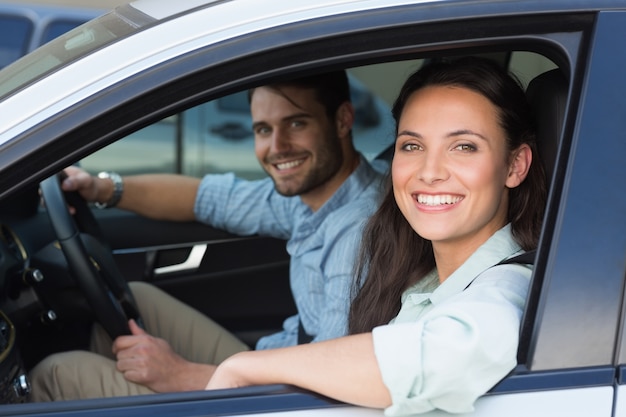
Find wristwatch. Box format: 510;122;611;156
94;171;124;209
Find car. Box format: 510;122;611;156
0;0;625;416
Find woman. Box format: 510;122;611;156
206;57;547;415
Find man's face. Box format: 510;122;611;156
251;85;344;197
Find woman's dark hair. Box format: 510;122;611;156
348;56;547;334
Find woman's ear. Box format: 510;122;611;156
335;101;355;138
506;143;532;188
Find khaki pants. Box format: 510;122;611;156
28;281;249;401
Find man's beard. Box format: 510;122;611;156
268;136;344;197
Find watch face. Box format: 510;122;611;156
95;171;123;209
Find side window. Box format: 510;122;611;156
347;74;396;162
0;15;33;69
508;51;557;87
80;70;396;179
80;115;180;176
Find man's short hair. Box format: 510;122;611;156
249;70;351;120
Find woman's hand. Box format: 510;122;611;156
205;351;255;390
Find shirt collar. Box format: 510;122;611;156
429;223;522;304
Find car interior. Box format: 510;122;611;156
0;46;569;405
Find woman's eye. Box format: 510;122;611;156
455;143;476;152
401;143;421;152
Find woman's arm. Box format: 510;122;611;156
206;333;392;409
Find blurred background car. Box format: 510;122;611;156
0;2;104;70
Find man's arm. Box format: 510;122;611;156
62;166;201;221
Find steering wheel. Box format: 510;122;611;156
39;173;143;340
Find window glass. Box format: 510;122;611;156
0;15;33;69
509;51;558;87
80;117;179;176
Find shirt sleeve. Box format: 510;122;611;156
255;315;299;349
193;173;294;238
372;264;531;416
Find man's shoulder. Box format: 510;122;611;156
326;159;385;218
346;157;386;193
325;191;380;228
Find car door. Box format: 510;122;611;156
475;9;626;417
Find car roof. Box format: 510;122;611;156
0;0;625;145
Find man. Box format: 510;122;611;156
29;70;385;400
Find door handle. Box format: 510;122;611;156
154;244;207;275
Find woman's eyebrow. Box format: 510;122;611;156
447;129;488;141
397;130;422;139
397;129;489;141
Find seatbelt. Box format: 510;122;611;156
497;250;536;266
464;250;536;290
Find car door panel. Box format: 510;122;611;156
95;209;294;346
614;385;626;416
470;386;614;417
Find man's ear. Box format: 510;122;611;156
506;144;532;188
335;101;355;138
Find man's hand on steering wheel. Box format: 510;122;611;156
40;171;143;339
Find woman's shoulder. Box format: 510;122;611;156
470;262;533;294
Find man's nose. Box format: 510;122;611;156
270;129;291;153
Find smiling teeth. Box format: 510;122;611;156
276;159;304;170
417;194;462;206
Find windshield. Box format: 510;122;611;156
0;6;154;100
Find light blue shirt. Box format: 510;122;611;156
194;155;384;349
372;224;532;415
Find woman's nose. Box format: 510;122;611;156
418;149;448;185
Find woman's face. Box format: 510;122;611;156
392;85;524;251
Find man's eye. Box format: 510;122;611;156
290;120;304;128
255;126;271;135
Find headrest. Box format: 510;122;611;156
525;69;568;182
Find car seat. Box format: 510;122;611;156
525;68;569;182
